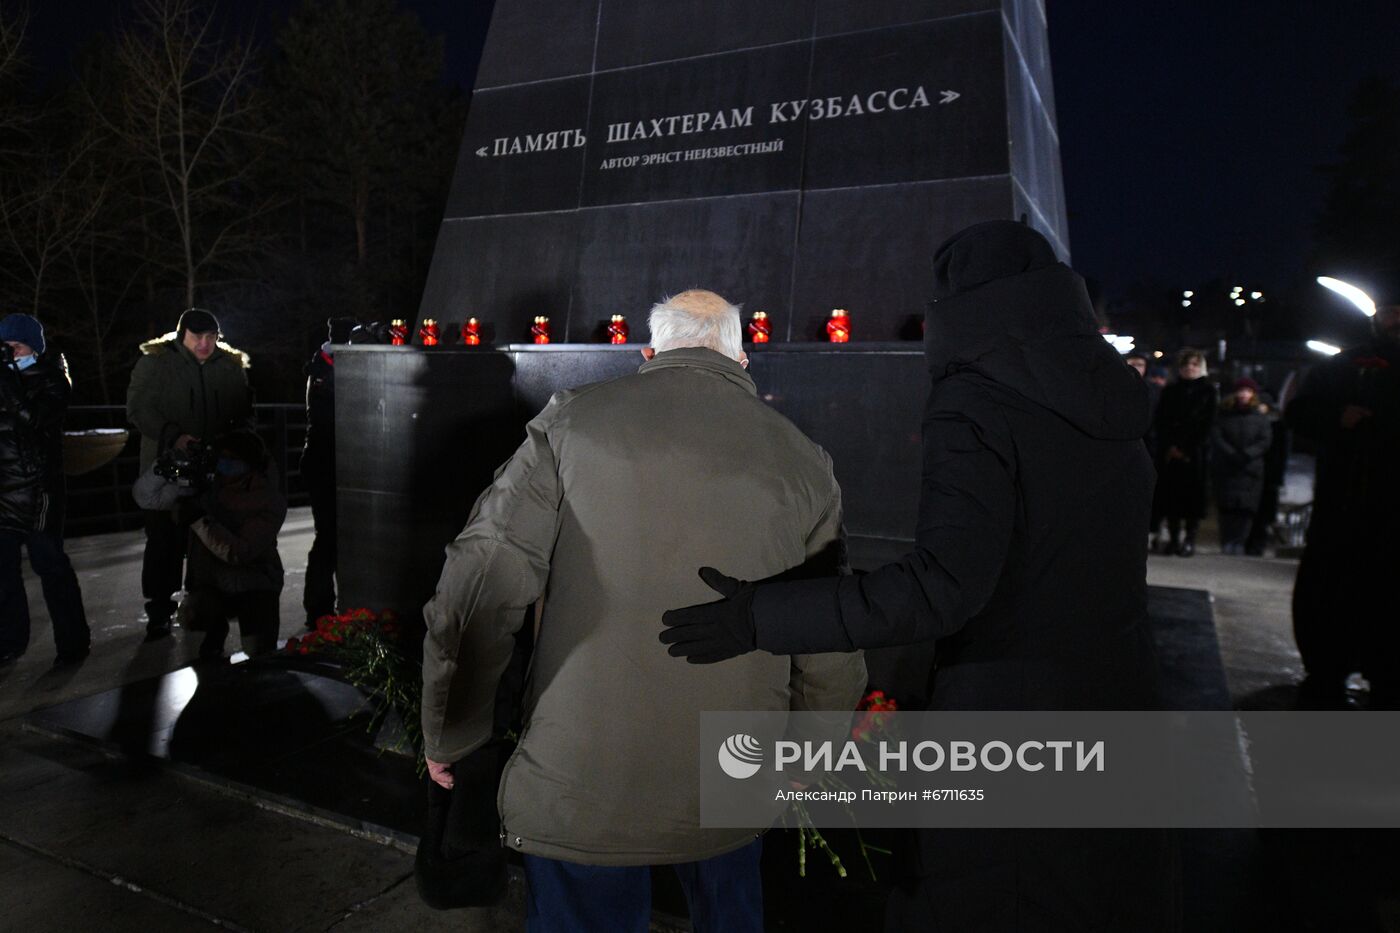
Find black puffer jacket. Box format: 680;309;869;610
1211;400;1272;511
0;354;72;533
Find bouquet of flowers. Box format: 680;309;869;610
284;609;424;771
786;689;898;879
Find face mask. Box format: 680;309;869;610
12;355;36;371
215;458;249;478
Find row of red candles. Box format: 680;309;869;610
392;309;854;347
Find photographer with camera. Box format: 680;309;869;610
182;431;286;663
0;314;91;667
127;309;253;641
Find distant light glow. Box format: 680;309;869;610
1316;276;1376;317
1153;351;1164;358
1183;290;1194;298
1306;340;1342;356
1234;298;1246;306
1250;291;1262;300
1182;300;1192;307
1102;333;1136;354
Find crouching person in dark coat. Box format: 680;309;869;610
183;431;287;662
0;314;90;667
1212;377;1273;553
662;222;1174;932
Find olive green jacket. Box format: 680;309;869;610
126;334;253;471
422;347;865;866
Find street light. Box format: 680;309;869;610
1316;276;1376;317
1306;340;1342;356
1102;333;1135;354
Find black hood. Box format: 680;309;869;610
924;221;1149;442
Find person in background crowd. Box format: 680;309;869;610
300;317;356;628
661;224;1171;932
126;309;253;641
182;431;287;663
1288;298;1400;708
1212;377;1273;554
1245;382;1291;556
0;314;91;668
422;289;864;932
1151;348;1217;556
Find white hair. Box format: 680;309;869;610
647;291;743;360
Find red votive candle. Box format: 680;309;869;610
531;316;551;345
608;314;629;344
826;308;851;343
748;311;771;344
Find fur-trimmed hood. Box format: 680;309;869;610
139;332;250;369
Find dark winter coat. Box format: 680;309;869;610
1153;376;1216;519
125;334;253;471
754;227;1159;711
1286;341;1400;536
300;345;335;484
1286;340;1400;680
1143;378;1163;458
747;222;1170;930
1211;401;1272;511
0;354;72;534
186;469;287;595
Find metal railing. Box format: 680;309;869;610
62;404;309;538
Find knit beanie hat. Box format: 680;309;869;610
0;313;46;356
177;307;221;339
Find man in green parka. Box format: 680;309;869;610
126;308;253;640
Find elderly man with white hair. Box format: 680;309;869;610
420;289;864;931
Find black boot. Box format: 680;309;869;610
144;619;172;642
1178;536;1196;557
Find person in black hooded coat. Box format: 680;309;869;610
661;221;1172;931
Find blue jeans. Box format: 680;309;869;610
523;837;763;933
0;528;90;656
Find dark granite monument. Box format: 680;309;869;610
418;0;1068;344
339;0;1070;618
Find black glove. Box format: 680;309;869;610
659;567;758;664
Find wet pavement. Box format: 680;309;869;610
0;509;1378;931
0;510;529;932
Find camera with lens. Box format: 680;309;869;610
154;440;214;491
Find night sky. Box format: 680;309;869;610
1047;0;1400;299
23;1;1400;303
